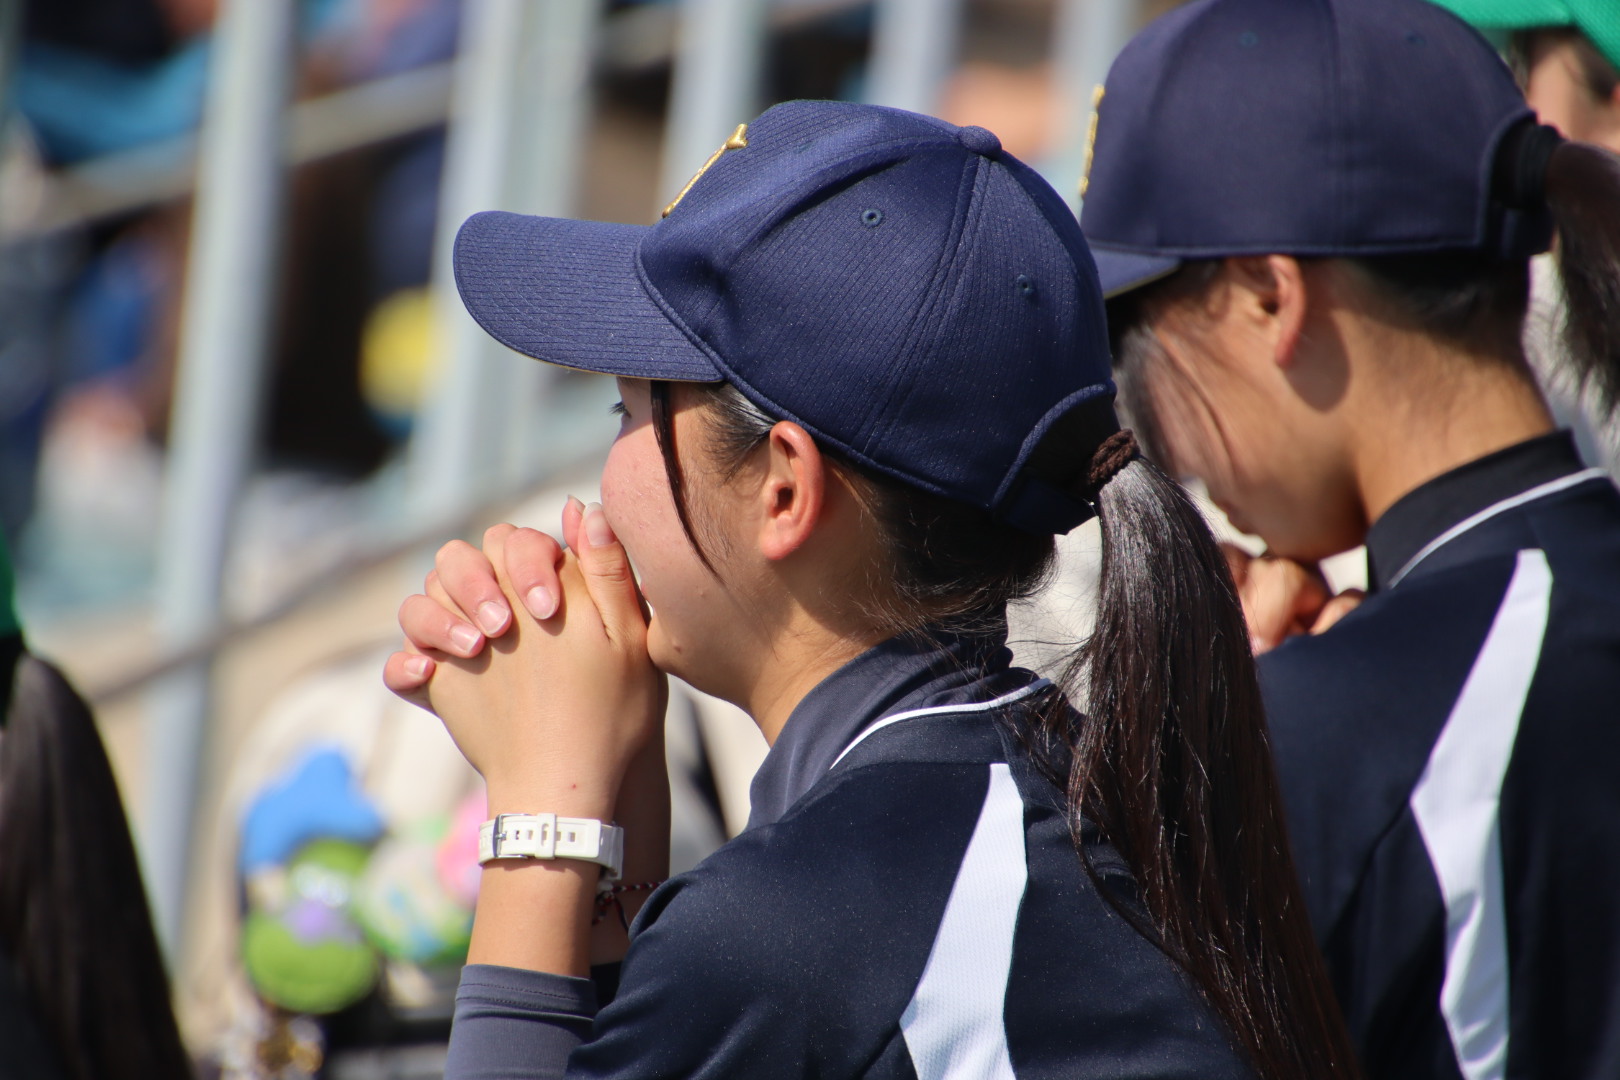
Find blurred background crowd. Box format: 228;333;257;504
1;0;1614;1077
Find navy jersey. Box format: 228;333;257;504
1260;433;1620;1080
449;626;1252;1079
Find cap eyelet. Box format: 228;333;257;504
1016;273;1037;299
1239;30;1259;47
1405;31;1426;45
861;208;884;227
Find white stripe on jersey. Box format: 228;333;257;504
829;681;1053;770
1388;469;1608;587
1410;548;1553;1080
900;763;1027;1080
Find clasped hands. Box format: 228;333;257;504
1222;544;1366;654
384;497;668;822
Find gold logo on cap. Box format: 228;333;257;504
1079;84;1105;200
662;123;749;218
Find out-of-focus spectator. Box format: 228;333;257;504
1430;1;1620;475
16;0;211;165
0;533;193;1080
9;0;464;620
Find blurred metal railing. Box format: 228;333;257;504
1048;0;1138;212
659;0;769;204
866;0;965;115
2;0;880;245
145;0;299;957
2;60;457;241
409;0;603;527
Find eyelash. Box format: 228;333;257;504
610;401;627;417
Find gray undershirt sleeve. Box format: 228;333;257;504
446;964;598;1080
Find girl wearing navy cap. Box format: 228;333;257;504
383;101;1357;1079
1080;0;1620;1076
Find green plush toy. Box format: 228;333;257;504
242;839;380;1015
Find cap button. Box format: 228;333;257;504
957;125;1001;157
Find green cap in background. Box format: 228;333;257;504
1431;0;1620;73
0;531;19;639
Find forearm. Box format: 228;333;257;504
591;735;672;965
467;859;599;976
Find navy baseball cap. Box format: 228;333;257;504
1080;0;1542;299
455;100;1117;534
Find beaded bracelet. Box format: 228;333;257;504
592;880;665;930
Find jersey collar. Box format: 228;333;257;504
743;618;1034;830
1366;431;1593;591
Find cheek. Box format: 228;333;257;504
1144;364;1289;538
1525;61;1583;139
601;436;682;590
599;433;716;663
599;437;655;536
1144;370;1242;493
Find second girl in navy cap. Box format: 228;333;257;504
384;101;1357;1079
1082;0;1620;1076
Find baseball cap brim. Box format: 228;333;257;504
1430;0;1572;28
1430;0;1620;72
1087;245;1183;300
453;210;722;382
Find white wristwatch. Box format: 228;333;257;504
478;813;624;880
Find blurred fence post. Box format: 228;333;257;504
410;0;604;526
865;0;965;116
1045;0;1137;211
499;0;604;486
410;0;529;526
0;0;18;133
658;0;767;209
145;0;297;957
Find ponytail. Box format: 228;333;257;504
1545;139;1620;412
0;651;193;1080
1066;453;1360;1080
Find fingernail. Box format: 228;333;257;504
450;624;481;654
405;655;432;680
566;495;585;515
583;502;615;548
476;601;509;636
526;585;557;620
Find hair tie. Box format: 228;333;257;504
1087;428;1139;493
1495;120;1564;210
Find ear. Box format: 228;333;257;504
1227;255;1308;369
1267;255;1309;369
755;421;826;561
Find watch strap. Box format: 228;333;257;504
478;813;624;880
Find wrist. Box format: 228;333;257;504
485;780;618;822
468;858;597;973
